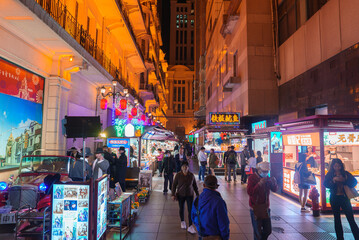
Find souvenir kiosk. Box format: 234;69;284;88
278;115;359;211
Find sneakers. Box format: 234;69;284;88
301;207;310;212
187;225;196;234
181;221;187;229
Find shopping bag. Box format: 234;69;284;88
304;173;316;185
244;165;251;172
344;185;359;199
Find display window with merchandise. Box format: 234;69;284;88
278;115;359;211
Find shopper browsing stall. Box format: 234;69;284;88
172;161;199;234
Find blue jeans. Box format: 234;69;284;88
227;164;236;181
250;209;272;240
199;165;206;180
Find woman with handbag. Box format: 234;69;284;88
324;158;359;240
172;161;199;234
296;153;312;212
247;162;278;240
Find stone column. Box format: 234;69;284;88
42;77;71;155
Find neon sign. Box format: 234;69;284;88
251;120;267;133
209;112;240;125
114;118;146;137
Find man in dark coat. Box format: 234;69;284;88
116;146;128;192
103;145;117;188
161;150;176;194
175;146;187;173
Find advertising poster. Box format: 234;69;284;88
97;177;108;240
324;132;359;146
0;58;44;166
270;132;283;153
52;184;90;240
139;170;152;189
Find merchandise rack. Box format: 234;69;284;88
15;205;51;240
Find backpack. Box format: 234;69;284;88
294;163;302;184
228;152;237;164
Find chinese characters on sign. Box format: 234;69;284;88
251;120;267;133
324;132;359;146
283;133;320;146
209;112;240;125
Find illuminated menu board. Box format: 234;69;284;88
96;177;108;240
52;184;90;240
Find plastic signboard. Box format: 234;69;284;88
251;120;267;133
51;183;90;240
96;176;108;240
270;132;283;153
324;132;359;146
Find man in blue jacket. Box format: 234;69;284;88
191;175;230;240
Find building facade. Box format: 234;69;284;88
166;0;196;139
276;0;359;120
0;0;168;180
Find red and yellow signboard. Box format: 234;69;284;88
209;112;240;125
283;132;320;146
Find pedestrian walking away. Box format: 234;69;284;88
247;161;278;240
161;150;176;193
324;158;359;240
192;175;230;240
223;147;231;181
240;146;249;184
116;146;128;192
227;146;237;182
172;161;199;234
198;147;208;182
208;148;218;176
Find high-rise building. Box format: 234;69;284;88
166;0;197;139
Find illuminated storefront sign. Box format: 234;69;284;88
114;119;145;138
270;132;283;153
283;133;320;146
324;132;359;146
107;138;130;148
209;112;240;125
251;120;267;133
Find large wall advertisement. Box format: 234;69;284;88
0;58;44;166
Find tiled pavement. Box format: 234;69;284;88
108;175;359;240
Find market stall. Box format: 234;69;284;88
278;115;359;211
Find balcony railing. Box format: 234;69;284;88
34;0;143;106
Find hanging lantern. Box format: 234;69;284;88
100;99;108;110
115;108;122;116
128;114;133;121
141;114;146;122
120;99;127;110
131;107;138;117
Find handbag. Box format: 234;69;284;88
344;185;359;199
304;173;316;185
245;165;253;175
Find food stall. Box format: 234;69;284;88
278;115;359;211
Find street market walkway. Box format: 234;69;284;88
108;175;359;240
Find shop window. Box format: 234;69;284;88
233;51;238;77
182;86;185;101
184;47;187;61
184;31;187;44
176;31;179;44
176;47;179;60
225;52;228;75
191;47;194;61
191;31;194;44
173;86;177;102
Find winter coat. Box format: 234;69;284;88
69;158;92;180
92;158;110;179
161;156;176;175
324;171;357;198
209;153;218;168
172;172;199;197
175;153;187;172
116;153;128;183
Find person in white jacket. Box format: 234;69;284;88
198;147;208;182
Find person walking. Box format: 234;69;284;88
295;153;312;212
92;148;110;179
198;147;208;182
324;158;359;240
240;146;249;184
191;175;230;240
227;146;237;182
116;146;128;192
208;149;218;176
247;150;257;175
172;161;199;234
223;146;231;181
161;150;176;194
69;148;92;181
256;151;263;164
175;146;187;173
247;162;278;240
157;148;164;177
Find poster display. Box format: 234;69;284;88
139;170;152;189
270;132;283;153
96;177;108;240
0;57;44;166
51;184;90;240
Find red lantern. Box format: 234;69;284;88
141;114;146;122
120;99;127;110
131;107;138;116
128;114;133;120
115;108;122;116
100;99;108;110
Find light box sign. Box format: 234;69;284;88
270;132;283;153
52;184;90;240
107;138;130;148
283;132;320;146
324;132;359;146
252;120;267;133
96;177;108;240
209;112;240;125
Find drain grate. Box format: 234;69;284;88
312;222;352;233
271;215;282;221
300;232;337;240
272;227;285;233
